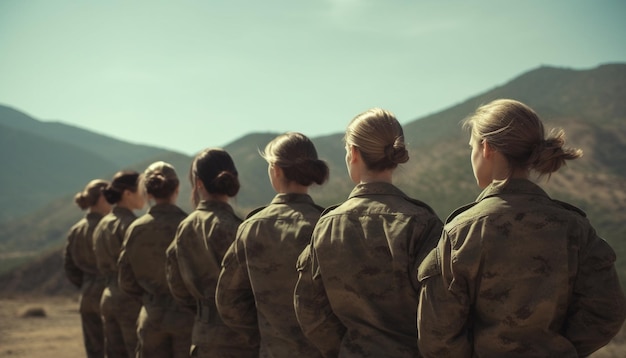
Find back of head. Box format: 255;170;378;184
345;108;409;171
75;179;109;210
191;148;240;197
260;132;329;186
102;170;140;204
463;99;583;178
141;161;179;199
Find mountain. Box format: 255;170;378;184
0;105;175;168
0;105;176;222
1;63;625;295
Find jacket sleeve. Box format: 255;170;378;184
165;234;196;309
63;229;83;288
564;226;626;356
173;220;223;301
117;226;145;298
294;243;346;357
409;216;444;292
417;229;473;358
215;233;260;349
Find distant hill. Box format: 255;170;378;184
0;105;176;222
1;63;625;296
0;123;117;222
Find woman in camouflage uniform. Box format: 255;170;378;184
64;179;111;358
118;161;193;358
417;99;626;357
165;148;256;357
93;170;145;357
294;108;443;357
217;132;329;357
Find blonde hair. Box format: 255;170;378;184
463;99;583;180
74;179;109;210
141;161;179;199
345;108;409;171
260;132;329;186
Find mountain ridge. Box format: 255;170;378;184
1;62;625;295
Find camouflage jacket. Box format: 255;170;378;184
93;206;137;283
217;193;324;357
118;203;187;303
295;182;443;357
417;179;626;358
64;212;105;288
165;200;253;350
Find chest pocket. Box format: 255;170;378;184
417;248;441;283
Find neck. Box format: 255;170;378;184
203;193;230;203
88;207;107;216
279;181;309;195
358;169;393;184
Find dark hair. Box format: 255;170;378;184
102;171;140;204
74;179;109;210
141;161;179;199
260;132;329;186
463;99;583;181
345;108;409;171
191;148;240;202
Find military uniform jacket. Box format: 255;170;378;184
417;179;626;358
118;203;187;304
165;200;250;350
295;182;443;358
216;193;324;357
65;212;105;288
93;206;137;284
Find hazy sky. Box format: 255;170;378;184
1;0;625;155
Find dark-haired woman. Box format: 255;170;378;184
118;161;193;358
64;179;111;358
294;108;443;357
417;99;626;357
93;170;145;357
216;132;329;357
165;148;256;357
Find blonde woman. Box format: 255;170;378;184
217;132;329;357
295;109;443;357
417;99;626;357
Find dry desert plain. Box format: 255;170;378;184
0;295;625;357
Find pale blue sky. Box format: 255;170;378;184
1;0;625;155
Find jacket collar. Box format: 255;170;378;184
148;202;186;215
476;178;550;202
348;181;407;199
195;200;235;214
445;179;550;224
270;193;315;205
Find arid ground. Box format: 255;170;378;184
1;295;625;357
0;296;84;358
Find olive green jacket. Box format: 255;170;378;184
166;200;256;356
65;212;105;288
93;206;137;283
118;203;187;302
417;179;626;358
217;193;324;357
295;182;443;357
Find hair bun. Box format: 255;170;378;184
385;138;409;164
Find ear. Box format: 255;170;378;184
273;164;284;179
194;177;205;191
482;140;495;159
349;145;360;164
